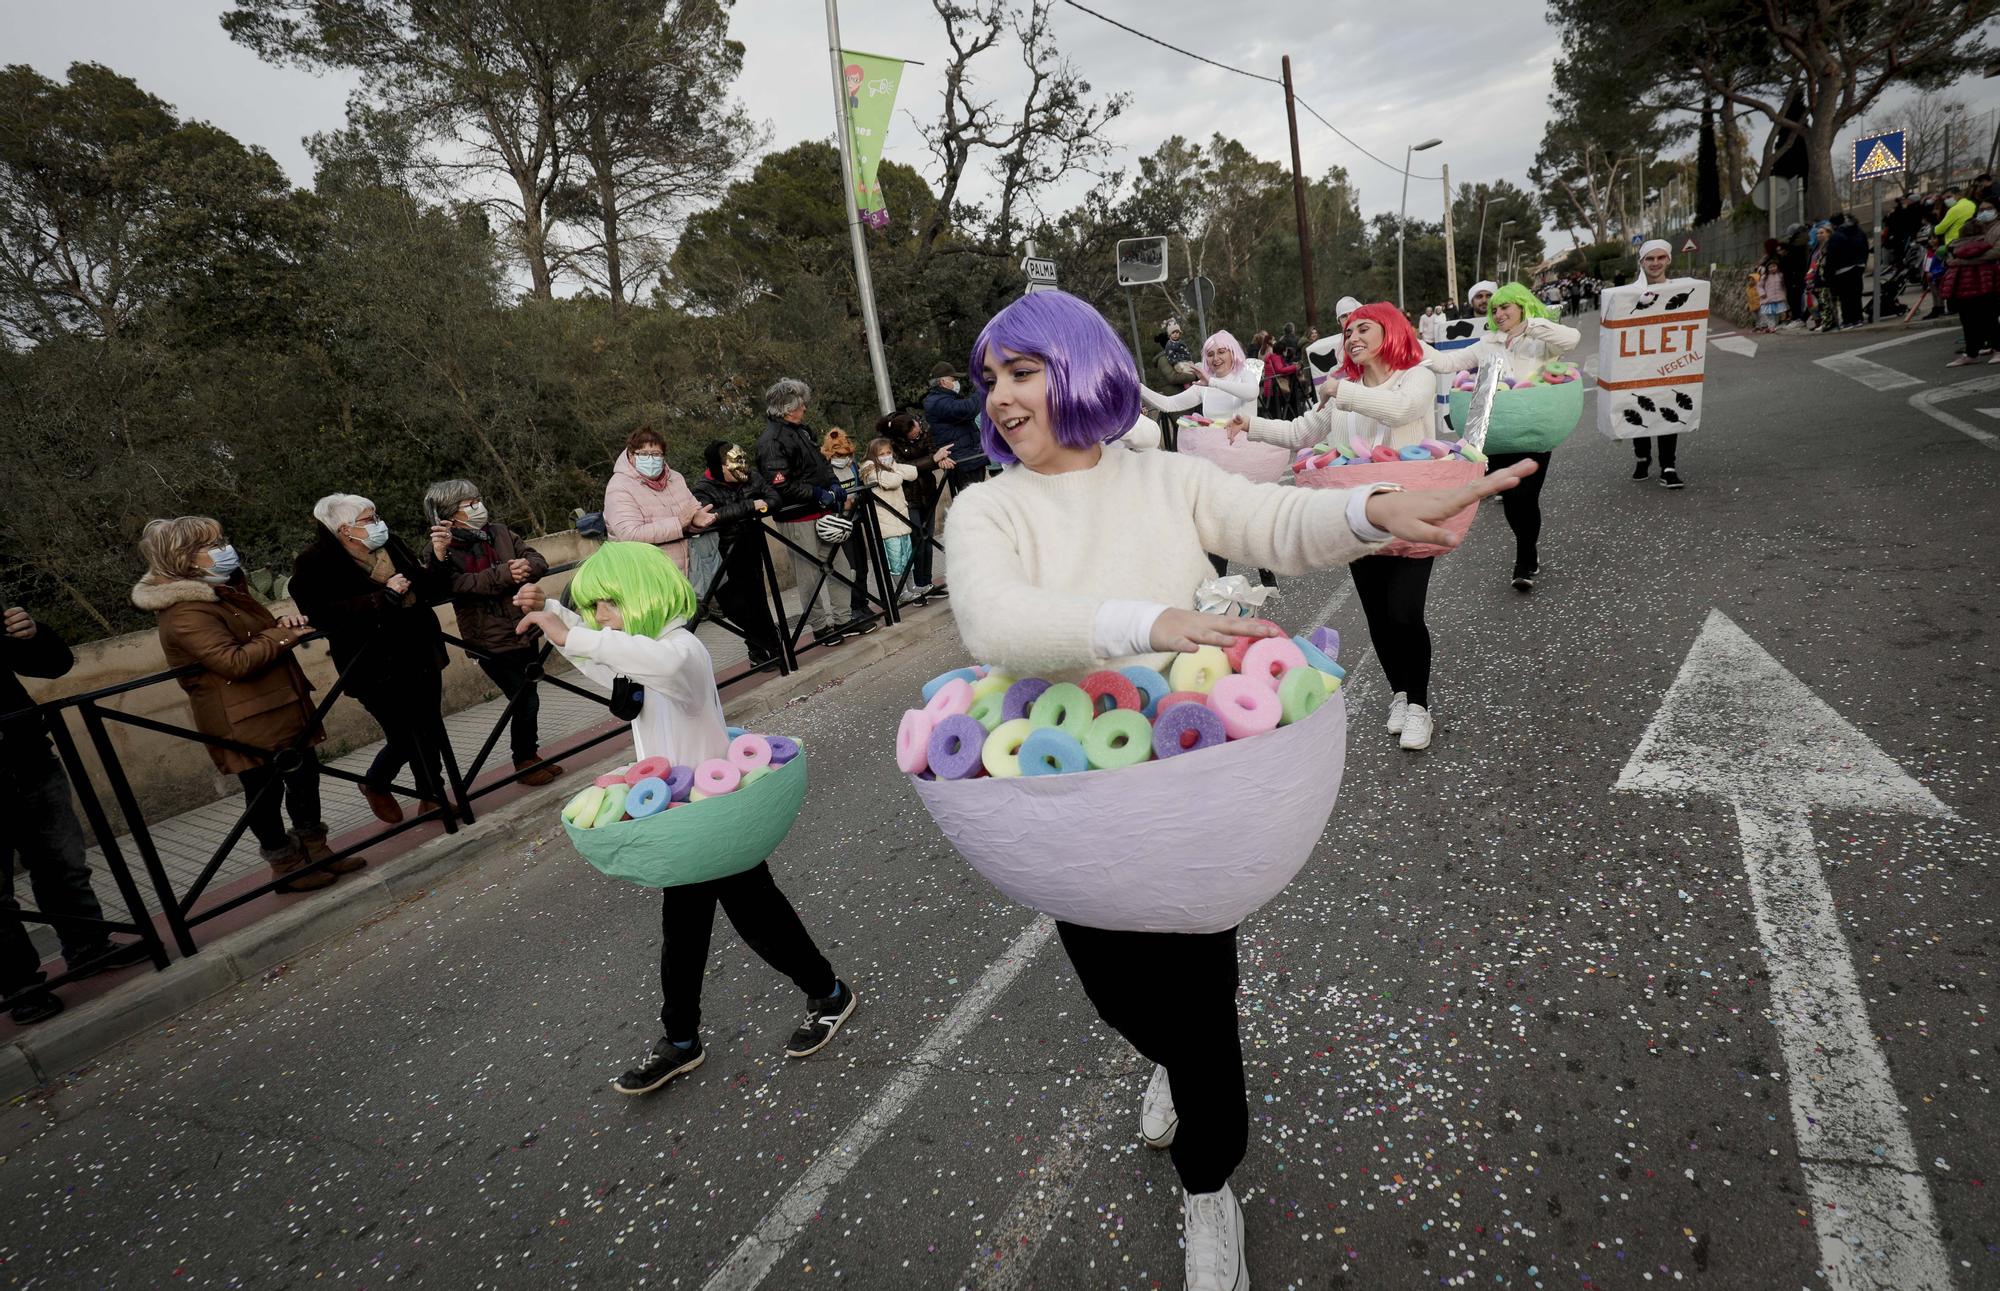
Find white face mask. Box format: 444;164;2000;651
877;454;896;469
634;454;665;479
354;519;389;551
201;544;240;584
831;454;851;467
461;502;488;528
1980;209;1997;223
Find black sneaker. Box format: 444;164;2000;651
815;627;845;648
1631;459;1651;481
9;992;63;1026
613;1036;705;1096
848;617;882;636
1511;566;1538;592
785;980;857;1058
66;941;152;981
1659;469;1685;489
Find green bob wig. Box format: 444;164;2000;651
1484;282;1558;329
567;541;696;639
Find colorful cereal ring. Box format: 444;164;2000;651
927;714;987;780
1080;670;1143;716
1369;444;1401;463
1207;675;1282;739
1458;443;1487;463
1027;682;1093;737
1117;665;1171;718
969;671;1017;703
1309;626;1339;658
896;709;934;775
725;726;746;740
727;733;772;773
967;691;1007;731
981;718;1036;778
1018;727;1088;776
1241;636;1308;691
660;765;694;802
924;677;974;720
1156;690;1208;713
921;667;979;702
694;759;741;796
1348;435;1372;458
688;789;707;802
1081;709;1153;770
1222;620;1283;671
592;783;629;828
625;776;671;819
593;773;626;788
1277;666;1327;725
766;736;800;766
1168;645;1228;694
1292;634;1339;676
1000;678;1053;722
1153;701;1226;759
561;785;605;825
742;766;771;787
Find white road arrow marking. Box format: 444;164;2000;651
1711;333;1758;358
1618;610;1956;1291
1910;373;2000;449
1813;331;1931;391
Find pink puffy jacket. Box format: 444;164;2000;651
604;451;701;573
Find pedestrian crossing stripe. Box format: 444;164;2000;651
1855;137;1903;179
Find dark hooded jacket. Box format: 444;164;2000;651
691;442;781;527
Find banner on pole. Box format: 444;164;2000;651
839;49;904;228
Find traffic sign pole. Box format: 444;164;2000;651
1123;288;1144;375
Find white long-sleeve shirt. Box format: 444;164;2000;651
1138;358;1263;422
544;602;729;767
1246;364;1438;452
1424;317;1581;383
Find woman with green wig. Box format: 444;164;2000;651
1440;282;1581;592
513;542;855;1097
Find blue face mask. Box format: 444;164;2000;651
202;544;240;584
357;520;390;551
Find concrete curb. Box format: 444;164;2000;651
2;604;960;1102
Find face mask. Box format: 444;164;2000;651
356;519;389;551
831;454;852;466
634;454;665;479
877;454;896;469
461;502;488;528
202;544;240;584
1981;210;1997;223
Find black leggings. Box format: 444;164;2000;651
1955;296;2000;356
1485;451;1552;575
658;862;836;1041
1350;554;1434;707
238;751;324;850
1631;434;1678;468
1058;921;1246;1194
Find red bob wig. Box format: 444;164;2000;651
1337;303;1424;381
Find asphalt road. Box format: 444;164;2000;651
1;318;1994;1291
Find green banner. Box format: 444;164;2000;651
839;49;904;228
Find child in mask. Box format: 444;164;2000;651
859;436;919;584
514;542;855;1095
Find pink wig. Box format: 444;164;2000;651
1199;330;1246;378
1335;304;1423;381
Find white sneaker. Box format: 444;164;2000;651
1183;1184;1249;1291
1141;1063;1178;1148
1385;692;1409;734
1399;704;1433;750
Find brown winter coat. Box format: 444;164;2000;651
131;575;322;775
426;521;550;658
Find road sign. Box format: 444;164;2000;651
1618;609;1954;1290
1681;236;1698;253
1115;236;1169;287
1630;233;1644;246
1020;255;1057;282
1023;281;1060;295
1852;129;1906;181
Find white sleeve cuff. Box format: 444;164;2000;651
1347;484;1395;543
1092;599;1170;659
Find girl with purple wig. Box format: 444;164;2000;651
941;290;1533;1291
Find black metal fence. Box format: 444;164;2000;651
0;491;958;1016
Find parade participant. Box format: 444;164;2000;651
944;289;1533;1291
1229;303;1473;750
1138;329;1276;586
1433;283;1581;591
514;543;854;1095
1463;280;1496;322
1622;240;1686;487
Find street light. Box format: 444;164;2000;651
1487;218;1516;285
1397;137;1443;312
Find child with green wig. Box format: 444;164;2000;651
513;541;855;1096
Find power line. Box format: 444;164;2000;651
1057;0;1443;182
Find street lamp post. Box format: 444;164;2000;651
1397;137;1443;312
1493;219;1516;285
1473;195;1491;281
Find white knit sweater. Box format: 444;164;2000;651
1246;364;1437;452
945;446;1380;676
1422;317;1581;382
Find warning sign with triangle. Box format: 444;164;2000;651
1852;131;1906;180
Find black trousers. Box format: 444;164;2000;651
908;502;936;589
1350;554;1435;707
1207;552;1276;588
2;759;111;994
238;750;325;850
1955;296;2000;356
1058;921;1246;1194
713;533;781;662
358;672;449;801
659;862;836;1041
1631;434;1678;469
1834;268;1865;326
1485;451;1552;575
476;650;544;762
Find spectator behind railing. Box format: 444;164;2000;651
2;605;146;1024
132;517;355;895
756;378;850;648
421;479;562;786
290;494;455;826
604;425;715;577
689;441;782;668
819;428;878;638
923;362;987;496
860;434;920;597
882;410;951;603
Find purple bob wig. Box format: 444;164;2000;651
968;291;1141;467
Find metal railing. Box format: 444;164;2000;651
0;494;953;1013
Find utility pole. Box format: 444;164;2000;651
1280;56;1317;327
1474;194;1491;282
1441;164;1458;308
825;0;894;415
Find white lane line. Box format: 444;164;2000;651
1813;330;1934;391
1711;334;1758;358
1307;582;1352;631
701;914;1057;1291
1910;373;2000;449
957;1101;1103;1291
